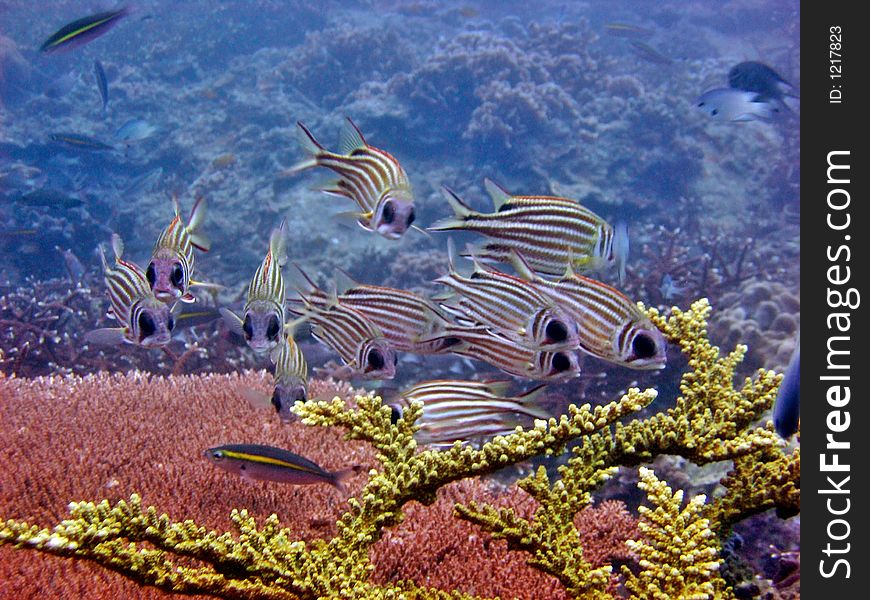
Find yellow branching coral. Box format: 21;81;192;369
0;299;799;598
622;467;732;600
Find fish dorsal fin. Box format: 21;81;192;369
514;384;551;420
334;268;358;295
339;117;367;156
110;233;124;261
483;178;513;210
187;196;211;251
507;250;538;282
270;219;289;268
98;244;110;272
288;262;322;297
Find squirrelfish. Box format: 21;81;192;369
294;300;397;380
389;380;550;447
290;118;416;239
85;233;175;348
510;253;666;369
271;329;309;422
429;181;628;282
221;221;288;354
435;245;580;352
204;444;356;492
418;324;582;382
146;195;212;303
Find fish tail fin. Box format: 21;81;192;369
611;222;629;285
186;196;211;251
427;186;474;231
287;121;324;174
331;465;363;493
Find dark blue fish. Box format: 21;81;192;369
93;59;108;113
728;61;795;103
49;132;115;151
773;342;799;438
39;7;129;54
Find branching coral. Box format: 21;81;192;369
0;299;799;598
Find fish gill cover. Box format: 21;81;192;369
0;0;798;598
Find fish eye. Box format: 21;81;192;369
271;389;283;413
146;263;156;286
170;263;184;287
291;388;307;402
552;352;571;373
242;314;254;340
212;450;225;460
389;405;402;424
406;208;415;227
266;315;281;341
631;333;658;360
167;315;175;331
138;311;156;339
367;349;385;371
381;201;395;224
545;320;569;344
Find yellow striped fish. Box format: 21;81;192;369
429;180;628;282
85;233;175;348
39;7;129;54
435;246;581;352
289;118;416;239
418;323;582;382
146;195;212;303
220;221;288;354
204;444;356;492
510;252;666;370
389;380;550;447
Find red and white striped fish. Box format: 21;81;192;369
290;268;453;354
146;195;212;303
435;246;581;352
289;118;416;239
85;233;175;348
510;252;666;370
418;323;582;382
429;181;628;283
388;379;550;447
221;221;288;354
292;299;397;380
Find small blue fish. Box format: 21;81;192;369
93;59;108;114
204;444;356;492
115;118;157;142
39;7;130;54
773;340;799;438
696;88;775;122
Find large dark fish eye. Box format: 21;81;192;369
632;333;658;360
389;405;402;425
242;314;254;340
552;352;571;373
367;349;385;371
271;389;283;413
545;320;569;344
170;263;184;287
266;315;281;341
405;208;415;227
146;263;156;286
138;311;156;339
381;201;395;224
167;315;175;331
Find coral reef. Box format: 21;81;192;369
0;300;799;598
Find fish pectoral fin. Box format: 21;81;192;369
219;308;245;336
237;385;273;411
332;210;371;230
189;279;223;291
83;327;128;346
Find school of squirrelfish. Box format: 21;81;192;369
86;115;670;483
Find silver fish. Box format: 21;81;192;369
696;88;775;122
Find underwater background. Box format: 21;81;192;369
0;0;799;598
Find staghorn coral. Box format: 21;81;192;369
0;300;799;598
621;468;731;600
